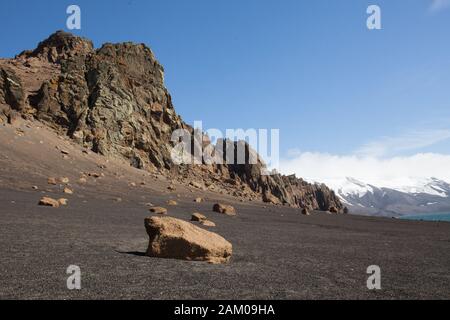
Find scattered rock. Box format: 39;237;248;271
58;198;68;206
149;207;168;215
194;197;203;203
144;216;232;263
87;172;101;178
38;197;60;208
167;200;178;206
63;187;73;194
301;208;310;216
201;220;216;227
47;177;57;185
129;182;136;187
32;186;38;190
60;177;70;184
78;177;87;184
329;206;339;214
213;203;236;216
167;185;176;191
60;149;69;155
191;213;207;222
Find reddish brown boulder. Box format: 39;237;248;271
144;216;232;264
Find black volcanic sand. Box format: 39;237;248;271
1;121;450;299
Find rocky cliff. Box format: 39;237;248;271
0;31;344;212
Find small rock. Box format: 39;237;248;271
63;188;73;194
32;186;38;190
329;206;339;214
58;198;68;206
213;203;236;216
149;207;168;215
60;150;69;155
167;185;176;191
87;172;101;178
191;213;207;222
47;177;57;185
201;220;216;227
38;197;60;208
167;200;178;206
301;208;310;216
194;197;203;203
60;177;70;184
78;177;87;184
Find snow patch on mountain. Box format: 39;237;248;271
310;177;450;216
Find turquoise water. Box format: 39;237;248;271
400;212;450;222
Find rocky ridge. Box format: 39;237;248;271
0;31;344;213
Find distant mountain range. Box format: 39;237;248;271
322;177;450;217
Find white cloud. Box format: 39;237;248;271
280;128;450;187
280;152;450;188
355;129;450;157
429;0;450;12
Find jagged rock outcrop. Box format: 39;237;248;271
0;66;25;123
0;31;343;212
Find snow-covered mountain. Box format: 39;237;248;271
322;177;450;217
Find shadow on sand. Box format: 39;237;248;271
116;251;147;257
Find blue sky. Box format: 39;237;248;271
1;0;450;184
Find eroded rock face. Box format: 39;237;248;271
0;66;25;124
0;31;344;213
144;216;232;263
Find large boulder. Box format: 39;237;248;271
144;216;232;264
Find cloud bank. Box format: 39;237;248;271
280;128;450;187
280;152;450;187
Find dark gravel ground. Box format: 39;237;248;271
1;185;450;300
